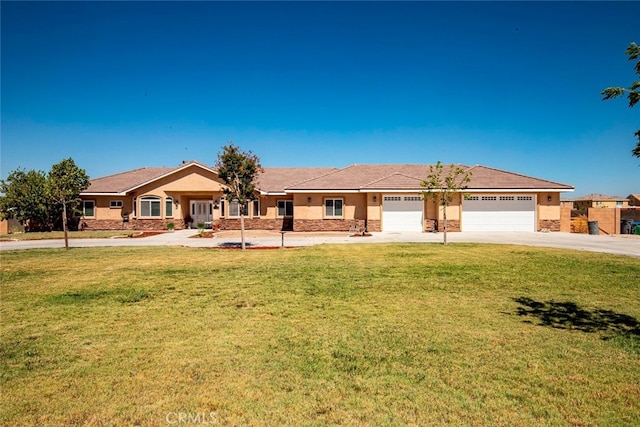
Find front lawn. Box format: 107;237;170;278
1;244;638;425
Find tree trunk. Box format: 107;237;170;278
240;213;246;250
62;198;69;250
443;203;448;245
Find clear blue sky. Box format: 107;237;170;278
1;1;638;198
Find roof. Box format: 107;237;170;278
573;193;629;202
286;164;573;192
85;166;176;194
257;167;338;193
465;165;573;190
82;161;574;195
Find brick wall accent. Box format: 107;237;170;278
293;219;365;232
81;218;179;230
436;220;460;232
219;218;291;231
539;219;561;232
424;219;437;232
366;220;381;232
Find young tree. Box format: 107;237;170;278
47;158;90;250
601;42;640;158
0;169;50;231
421;161;472;245
215;142;262;250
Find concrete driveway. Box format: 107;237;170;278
2;230;640;257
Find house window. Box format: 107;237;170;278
132;197;137;218
220;199;225;218
325;198;343;218
165;197;173;217
252;200;260;218
140;196;161;217
277;200;293;217
110;200;123;208
229;200;243;217
616;201;623;206
80;200;95;218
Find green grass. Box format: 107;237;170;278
1;244;639;426
0;230;138;240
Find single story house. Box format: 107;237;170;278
79;161;574;232
627;194;640;207
572;194;629;210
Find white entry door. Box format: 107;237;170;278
462;195;535;231
190;200;212;225
383;195;424;232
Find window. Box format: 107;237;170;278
404;196;422;202
481;196;497;201
517;196;533;201
252;200;260;217
277;200;293;217
80;200;95;217
325;198;343;217
110;200;123;208
499;196;515;201
132;197;137;218
140;196;161;217
384;196;401;201
229;200;242;217
467;196;479;201
165;197;173;217
616;201;623;206
220;199;225;217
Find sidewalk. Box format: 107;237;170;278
1;230;639;257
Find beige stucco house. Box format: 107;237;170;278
79;161;573;232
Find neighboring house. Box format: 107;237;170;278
560;198;575;209
79;161;574;232
573;194;629;210
627;194;640;207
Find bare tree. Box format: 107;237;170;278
421;161;472;245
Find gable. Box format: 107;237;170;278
83;162;222;195
133;166;226;195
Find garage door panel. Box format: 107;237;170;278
463;195;535;232
383;195;423;232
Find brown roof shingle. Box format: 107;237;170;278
83;161;573;195
85;167;176;193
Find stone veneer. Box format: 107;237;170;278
366;220;381;232
293;219;365;232
218;218;291;231
81;219;178;231
538;219;561;232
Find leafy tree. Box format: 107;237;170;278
215;142;262;250
601;42;640;158
0;168;50;231
421;161;472;245
47;158;90;250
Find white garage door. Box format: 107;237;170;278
383;195;424;232
463;195;535;232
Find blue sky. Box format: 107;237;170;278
1;1;638;197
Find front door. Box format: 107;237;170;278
190;200;212;225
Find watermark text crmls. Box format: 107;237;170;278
166;412;218;425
